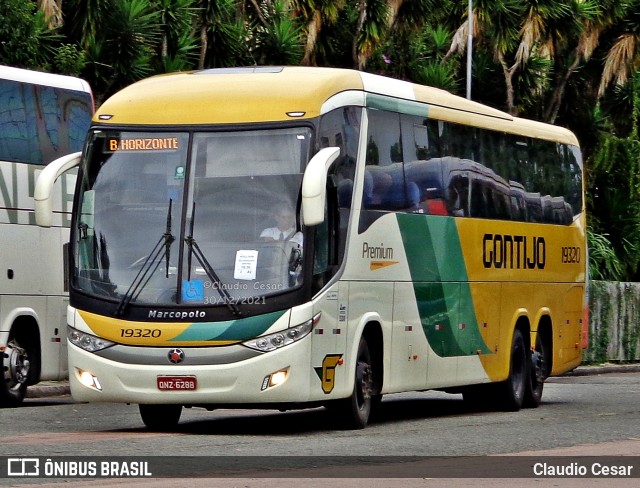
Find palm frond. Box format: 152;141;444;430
599;33;637;97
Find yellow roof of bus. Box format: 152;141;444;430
94;66;578;146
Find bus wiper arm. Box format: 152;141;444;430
114;200;175;316
185;202;241;317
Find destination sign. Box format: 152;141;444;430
107;137;180;152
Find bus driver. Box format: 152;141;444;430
260;203;303;248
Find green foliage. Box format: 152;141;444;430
54;44;86;76
256;14;304;65
64;0;114;48
588;120;640;280
368;22;458;93
154;0;199;71
587;229;624;281
196;0;253;68
0;0;58;70
158;30;199;73
415;61;458;92
79;0;162;101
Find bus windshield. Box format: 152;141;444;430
73;127;311;309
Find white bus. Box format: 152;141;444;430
0;65;93;406
35;67;586;429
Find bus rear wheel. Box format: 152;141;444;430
524;335;547;408
139;404;182;430
495;328;528;411
0;335;30;407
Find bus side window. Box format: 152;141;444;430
313;107;361;290
359;109;404;231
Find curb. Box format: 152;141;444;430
25;363;640;399
561;362;640;376
26;382;71;399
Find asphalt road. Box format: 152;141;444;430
2;364;639;487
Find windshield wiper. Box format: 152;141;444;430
185;202;242;317
114;200;175;316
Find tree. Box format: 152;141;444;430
587;74;640;281
442;0;603;119
442;0;524;113
37;0;63;28
153;0;199;72
0;0;59;70
290;0;345;66
195;0;252;69
62;0;162;103
598;0;640;98
63;0;114;49
352;0;389;69
254;1;304;65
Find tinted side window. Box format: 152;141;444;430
434;119;582;225
314;107;361;284
362;110;408;212
0;79;92;165
357;108;582;228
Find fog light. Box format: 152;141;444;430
261;368;289;391
271;370;287;386
77;369;102;391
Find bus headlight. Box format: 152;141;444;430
68;326;115;352
243;312;321;352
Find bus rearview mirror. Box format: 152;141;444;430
35;152;82;227
301;147;340;226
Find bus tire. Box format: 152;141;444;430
139;404;182;430
335;336;374;429
496;328;528;411
524;335;546;408
0;332;30;407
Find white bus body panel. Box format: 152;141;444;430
0;160;75;380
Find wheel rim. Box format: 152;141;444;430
355;360;373;411
3;340;30;391
531;349;545;385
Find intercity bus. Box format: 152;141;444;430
35;67;586;428
1;65;93;406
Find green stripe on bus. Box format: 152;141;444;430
170;310;286;342
397;214;491;357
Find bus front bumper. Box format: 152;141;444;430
68;339;317;405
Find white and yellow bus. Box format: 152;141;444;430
36;67;586;428
1;65;93;406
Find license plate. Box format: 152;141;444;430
156;375;197;391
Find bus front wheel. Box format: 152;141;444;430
139;404;182;430
332;336;375;429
